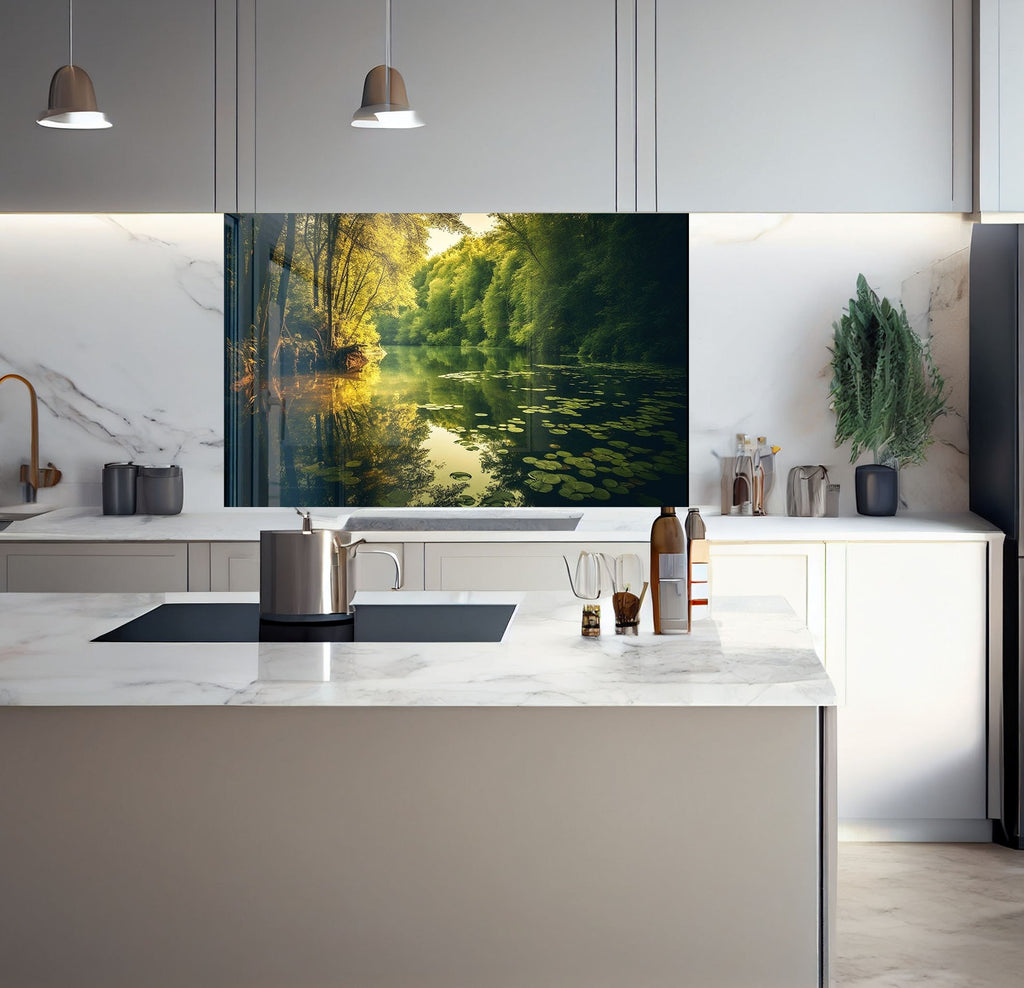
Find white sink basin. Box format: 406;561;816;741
0;504;58;522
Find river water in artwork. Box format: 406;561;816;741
274;345;686;508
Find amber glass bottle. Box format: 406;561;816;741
651;506;687;634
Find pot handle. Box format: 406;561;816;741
334;536;402;591
356;549;403;591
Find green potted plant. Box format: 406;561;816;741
829;274;946;515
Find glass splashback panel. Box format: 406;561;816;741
225;213;687;507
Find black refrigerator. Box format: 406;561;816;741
970;222;1024;848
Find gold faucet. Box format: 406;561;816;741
0;373;61;503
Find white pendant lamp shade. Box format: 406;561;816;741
351;0;423;129
37;1;111;130
37;65;111;129
351;65;424;128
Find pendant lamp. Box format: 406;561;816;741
351;0;423;129
37;0;112;129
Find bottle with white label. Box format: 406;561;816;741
651;506;687;634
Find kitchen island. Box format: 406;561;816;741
0;590;835;988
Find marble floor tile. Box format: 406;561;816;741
836;843;1024;987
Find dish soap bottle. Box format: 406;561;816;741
651;506;687;634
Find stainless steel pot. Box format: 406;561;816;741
259;510;401;619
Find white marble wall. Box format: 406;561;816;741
0;212;975;515
689;214;974;515
0;215;224;509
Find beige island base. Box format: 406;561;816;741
0;591;836;988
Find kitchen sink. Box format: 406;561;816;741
341;508;583;531
0;503;57;522
93;601;517;644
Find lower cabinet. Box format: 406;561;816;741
835;541;990;841
423;541;649;591
0;543;188;593
707;543;826;658
205;541;425;592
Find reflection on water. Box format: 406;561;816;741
273;346;686;507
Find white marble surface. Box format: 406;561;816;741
689;214;974;516
0;215;224;510
0;504;1002;544
0;590;835;707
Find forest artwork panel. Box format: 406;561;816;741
225;213;687;507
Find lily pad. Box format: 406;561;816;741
449;471;472;480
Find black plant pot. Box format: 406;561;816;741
855;464;898;516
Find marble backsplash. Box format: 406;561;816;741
0;215;224;510
0;212;975;515
688;214;974;515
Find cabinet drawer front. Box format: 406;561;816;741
207;542;426;592
425;542;648;591
5;544;188;593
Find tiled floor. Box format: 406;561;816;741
836;843;1024;986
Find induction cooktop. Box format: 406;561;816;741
93;602;516;644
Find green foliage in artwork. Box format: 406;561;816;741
374;213;686;363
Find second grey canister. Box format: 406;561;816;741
102;462;137;515
136;465;184;515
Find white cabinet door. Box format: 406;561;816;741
656;0;971;211
0;0;216;211
838;541;989;840
424;541;648;591
250;0;616;212
2;543;188;593
708;543;825;658
979;0;1024;210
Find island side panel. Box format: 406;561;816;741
0;706;824;988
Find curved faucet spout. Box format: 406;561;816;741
0;374;39;502
0;374;60;504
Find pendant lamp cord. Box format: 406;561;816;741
69;0;74;66
384;0;391;108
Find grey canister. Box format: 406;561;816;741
102;462;137;515
136;465;184;515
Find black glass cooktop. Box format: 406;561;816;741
93;602;516;644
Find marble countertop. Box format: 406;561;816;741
0;590;835;708
0;505;1003;544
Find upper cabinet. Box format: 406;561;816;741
245;0;617;213
0;1;980;213
655;0;972;212
0;0;216;212
977;0;1024;212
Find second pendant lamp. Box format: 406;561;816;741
37;0;112;130
351;0;423;129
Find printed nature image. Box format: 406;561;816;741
227;213;687;507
